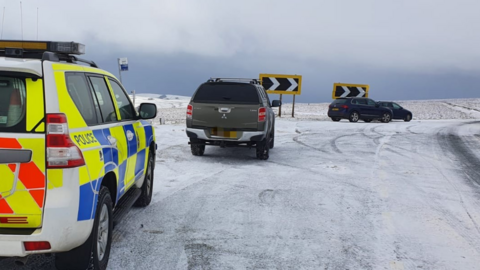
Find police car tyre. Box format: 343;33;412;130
404;114;412;122
134;152;154;207
331;117;341;122
381;113;391;123
256;134;270;160
349;111;360;122
55;186;113;270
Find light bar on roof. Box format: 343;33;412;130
0;40;85;55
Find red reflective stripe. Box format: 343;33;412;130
29;190;45;208
0;198;14;214
0;138;22;149
8;164;16;172
18;162;45;190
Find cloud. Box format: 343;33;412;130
2;0;479;72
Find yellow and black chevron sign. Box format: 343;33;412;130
260;74;302;95
332;83;369;99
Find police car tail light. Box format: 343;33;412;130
187;104;193;119
46;114;85;168
24;241;51;251
258;107;266;122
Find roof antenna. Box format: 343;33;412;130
20;1;23;40
1;7;5;39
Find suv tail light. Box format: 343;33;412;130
46;114;85;168
258;107;266;122
341;105;349;109
186;104;193;119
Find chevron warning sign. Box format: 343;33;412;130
260;74;302;95
332;83;369;99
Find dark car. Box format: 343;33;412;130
327;97;393;123
377;101;412;122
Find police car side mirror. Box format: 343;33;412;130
271;100;282;107
138;103;157;119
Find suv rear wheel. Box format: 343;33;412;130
190;139;205;156
256;134;270;160
349;112;360;122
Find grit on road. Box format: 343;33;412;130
3;119;480;270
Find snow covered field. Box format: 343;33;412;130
3;95;480;270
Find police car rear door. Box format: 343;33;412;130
0;67;47;229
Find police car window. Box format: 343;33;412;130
65;73;99;126
88;76;117;123
108;79;136;121
0;76;26;132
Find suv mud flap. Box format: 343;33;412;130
250;134;264;142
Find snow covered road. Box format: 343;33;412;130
3;119;480;270
108;119;480;270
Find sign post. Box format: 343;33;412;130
260;74;302;118
117;57;128;84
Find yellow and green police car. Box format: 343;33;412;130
0;40;158;270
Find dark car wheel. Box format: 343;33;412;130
404;114;412;122
349;112;359;122
331;117;341;122
381;113;392;123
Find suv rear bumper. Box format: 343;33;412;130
186;128;265;142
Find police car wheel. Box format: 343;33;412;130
135;153;154;207
54;186;113;270
91;186;113;270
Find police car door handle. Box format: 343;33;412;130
107;136;117;147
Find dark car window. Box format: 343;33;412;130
392;103;401;109
366;99;376;106
357;99;367;105
332;99;347;104
193;83;260;104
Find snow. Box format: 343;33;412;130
3;96;480;269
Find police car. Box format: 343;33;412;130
0;40;157;270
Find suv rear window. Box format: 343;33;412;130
193;83;260;104
0;76;26;132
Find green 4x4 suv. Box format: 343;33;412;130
186;78;281;160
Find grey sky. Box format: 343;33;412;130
2;0;480;102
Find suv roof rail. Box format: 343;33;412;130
207;78;260;85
